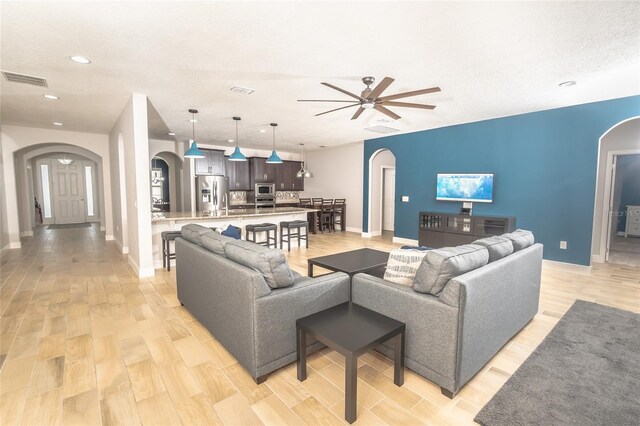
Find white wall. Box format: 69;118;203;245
0;125;113;248
108;94;154;277
368;150;396;236
301;142;364;232
592;118;640;259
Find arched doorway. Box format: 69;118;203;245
151;151;184;212
591;116;640;265
366;149;396;239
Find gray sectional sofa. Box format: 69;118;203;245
175;224;350;383
352;230;543;397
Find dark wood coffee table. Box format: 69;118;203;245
307;248;389;299
296;302;405;424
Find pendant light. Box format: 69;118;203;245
296;143;313;178
184;109;205;159
266;123;283;164
228;116;247;161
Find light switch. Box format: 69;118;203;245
401;196;409;202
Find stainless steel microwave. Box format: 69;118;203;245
255;183;275;196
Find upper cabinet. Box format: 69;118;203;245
250;157;277;185
276;161;304;191
225;157;251;191
195;149;226;176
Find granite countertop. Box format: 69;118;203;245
151;207;317;222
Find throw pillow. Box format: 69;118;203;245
413;244;489;295
221;225;241;239
224;240;295;289
502;229;534;251
383;248;430;286
473;235;514;262
400;245;432;251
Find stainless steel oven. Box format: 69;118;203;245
255;183;275;208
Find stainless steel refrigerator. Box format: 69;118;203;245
196;176;229;212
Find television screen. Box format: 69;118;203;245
436;173;494;203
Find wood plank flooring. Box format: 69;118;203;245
1;225;638;425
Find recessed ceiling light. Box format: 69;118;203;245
259;129;266;133
53;122;63;126
167;132;175;136
559;81;576;87
69;55;91;64
43;94;59;100
227;139;234;143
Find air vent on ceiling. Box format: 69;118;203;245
2;70;48;87
229;85;255;95
364;125;400;134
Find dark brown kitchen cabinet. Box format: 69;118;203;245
195;149;226;176
225;157;251;191
250;157;277;185
276;161;305;191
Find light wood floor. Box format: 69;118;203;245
1;225;638;425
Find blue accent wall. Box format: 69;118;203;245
363;95;640;266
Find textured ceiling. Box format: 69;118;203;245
1;1;639;152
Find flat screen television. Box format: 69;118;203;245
436;173;494;203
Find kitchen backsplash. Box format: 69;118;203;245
276;191;300;203
229;191;299;205
229;191;247;205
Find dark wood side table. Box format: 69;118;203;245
296;302;405;424
307;248;389;300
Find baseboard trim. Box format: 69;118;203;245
127;255;155;278
591;254;605;263
20;231;34;237
345;227;362;233
543;259;592;274
9;242;21;249
361;232;372;238
105;234;114;241
392;237;420;246
100;226;106;232
113;238;129;255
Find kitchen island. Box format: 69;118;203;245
151;207;317;269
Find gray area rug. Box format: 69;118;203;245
475;300;640;426
48;223;91;229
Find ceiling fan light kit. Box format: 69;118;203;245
266;123;283;164
183;109;206;159
298;76;440;120
228;116;247;162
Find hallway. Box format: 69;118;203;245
1;226;639;425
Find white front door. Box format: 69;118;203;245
383;168;396;231
53;161;85;224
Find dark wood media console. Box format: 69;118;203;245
418;212;516;248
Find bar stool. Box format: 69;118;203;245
279;220;309;252
161;230;181;271
245;223;277;248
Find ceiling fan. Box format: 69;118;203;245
298;76;440;120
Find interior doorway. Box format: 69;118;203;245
382;168;396;232
367;149;396;237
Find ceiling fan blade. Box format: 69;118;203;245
351;107;365;120
373;105;401;120
368;77;395;100
321;82;364;101
315;103;360;116
378;101;436;110
378;86;441;102
297;99;359;103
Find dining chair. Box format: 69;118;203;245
333;199;346;231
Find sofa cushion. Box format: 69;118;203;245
201;231;236;257
473;235;514;262
502;229;535;251
413;244;489;295
224;240;295;289
383;248;430;286
181;224;212;246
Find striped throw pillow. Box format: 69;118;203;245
383;248;430;286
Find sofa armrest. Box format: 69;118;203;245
252;272;350;371
351;273;460;391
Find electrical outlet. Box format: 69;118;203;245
560;241;567;250
402;196;409;202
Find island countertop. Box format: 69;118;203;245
151;207;318;222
